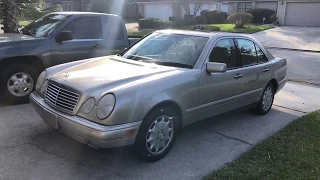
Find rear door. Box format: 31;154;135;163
51;16;106;66
235;38;271;105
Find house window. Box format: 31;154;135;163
215;3;222;10
238;2;252;12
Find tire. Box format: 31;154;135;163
253;82;275;115
0;64;39;104
134;106;180;162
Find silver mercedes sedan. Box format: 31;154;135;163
30;30;287;161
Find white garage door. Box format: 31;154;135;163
285;2;320;26
144;3;172;20
256;1;278;11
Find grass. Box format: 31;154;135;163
127;24;273;36
127;29;154;36
19;21;31;27
206;24;273;34
203;110;320;180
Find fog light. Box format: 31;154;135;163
125;129;137;137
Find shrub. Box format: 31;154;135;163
138;18;159;29
207;26;220;31
153;20;173;29
227;12;253;28
246;8;275;24
270;13;277;23
195;15;207;24
193;25;220;31
200;9;228;24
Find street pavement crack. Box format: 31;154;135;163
201;127;254;146
26;142;108;172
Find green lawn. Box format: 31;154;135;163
127;24;273;36
127;29;154;36
19;21;31;27
203;110;320;180
205;24;273;34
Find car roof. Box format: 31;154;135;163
156;29;253;39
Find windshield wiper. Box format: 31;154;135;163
141;60;193;69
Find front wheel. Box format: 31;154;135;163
253;83;275;115
134;106;180;162
0;64;39;104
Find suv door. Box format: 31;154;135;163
235;38;272;106
198;38;244;120
50;16;106;66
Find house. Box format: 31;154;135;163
45;0;92;11
136;0;227;21
223;0;320;26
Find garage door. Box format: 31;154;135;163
285;2;320;26
256;1;278;11
144;3;172;20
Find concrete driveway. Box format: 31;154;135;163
253;26;320;51
1;82;320;180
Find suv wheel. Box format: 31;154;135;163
0;64;39;104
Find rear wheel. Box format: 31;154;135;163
253;82;275;115
0;64;39;104
134;106;180;162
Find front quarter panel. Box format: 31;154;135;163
99;69;201;126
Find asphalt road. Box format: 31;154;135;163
269;49;320;85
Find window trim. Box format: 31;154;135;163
61;16;103;40
238;2;252;12
254;43;270;64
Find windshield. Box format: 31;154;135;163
122;33;209;69
20;14;71;37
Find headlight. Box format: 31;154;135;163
96;94;116;120
36;71;47;90
82;98;95;114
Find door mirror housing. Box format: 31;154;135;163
56;31;73;42
206;62;227;73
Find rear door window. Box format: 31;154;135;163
236;39;258;66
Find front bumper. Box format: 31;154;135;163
30;92;142;148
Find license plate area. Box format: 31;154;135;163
42;109;59;130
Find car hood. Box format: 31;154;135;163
0;33;36;42
49;56;184;94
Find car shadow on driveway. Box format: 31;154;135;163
6;105;302;180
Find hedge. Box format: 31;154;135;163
200;9;228;24
153;20;173;29
246;8;275;24
195;15;206;24
138;18;159;29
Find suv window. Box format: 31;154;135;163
237;39;258;66
255;44;269;63
209;39;240;69
63;17;102;39
108;21;124;40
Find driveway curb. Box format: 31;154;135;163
266;46;320;53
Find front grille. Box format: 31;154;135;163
45;83;80;113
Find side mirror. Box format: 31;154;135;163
206;62;227;73
56;31;73;42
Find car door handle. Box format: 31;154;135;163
234;74;243;79
94;44;105;49
263;68;270;72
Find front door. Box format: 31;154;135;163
50;16;106;67
198;38;243;120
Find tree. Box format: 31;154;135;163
91;0;113;14
1;0;20;33
172;0;212;23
